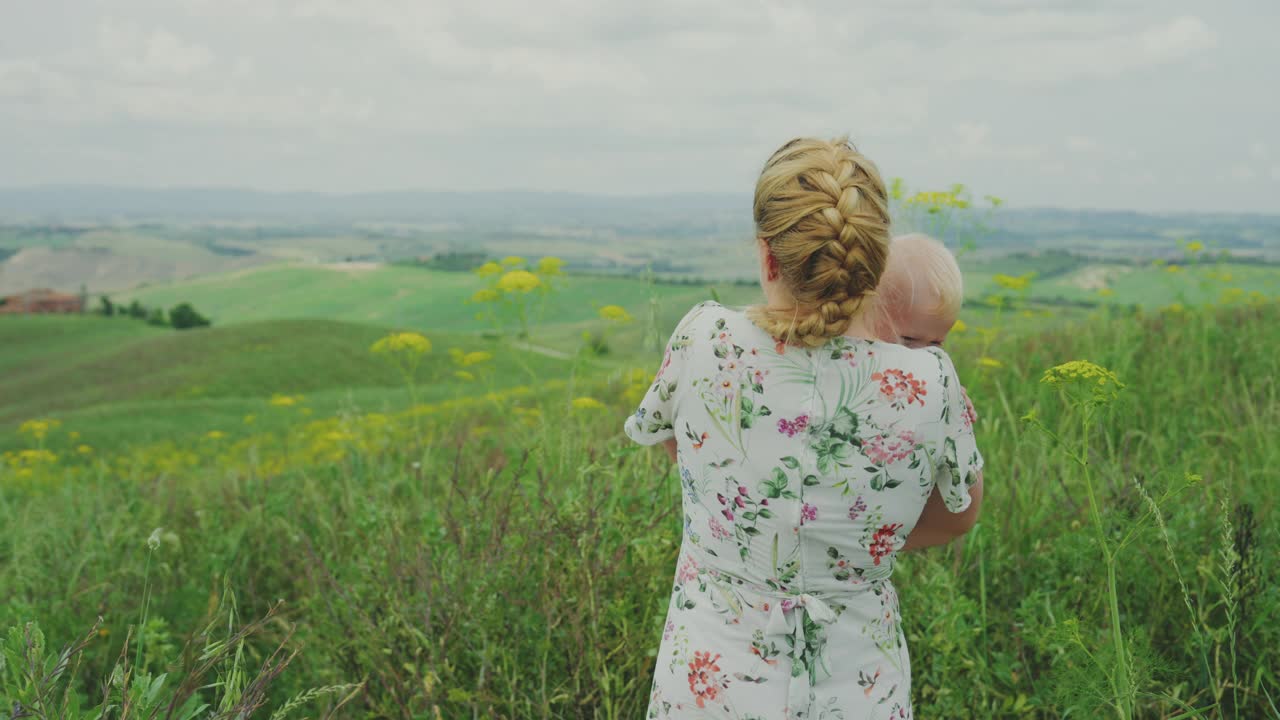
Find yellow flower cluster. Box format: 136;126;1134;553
535;257;564;275
474;261;503;277
370;332;433;356
2;447;60;479
598;304;634;323
905;189;970;211
978;357;1003;369
18;418;61;442
571;397;605;411
496;270;542;294
449;348;493;367
951;319;967;333
1184;240;1204;253
993;273;1034;292
270;393;305;407
1041;360;1125;404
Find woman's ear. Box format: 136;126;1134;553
758;237;779;282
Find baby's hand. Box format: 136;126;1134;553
960;385;978;426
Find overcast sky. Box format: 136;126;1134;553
1;1;1276;212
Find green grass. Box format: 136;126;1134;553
0;315;571;452
1;298;1276;718
117;264;764;343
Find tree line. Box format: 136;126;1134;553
96;296;212;330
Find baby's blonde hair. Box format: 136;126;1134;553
747;137;891;347
878;233;963;317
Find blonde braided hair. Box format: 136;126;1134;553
747;136;891;348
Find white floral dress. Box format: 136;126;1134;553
625;302;983;720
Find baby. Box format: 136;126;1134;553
874;233;964;349
875;233;977;423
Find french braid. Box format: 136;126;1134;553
748;137;891;347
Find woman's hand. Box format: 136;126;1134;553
902;473;984;551
663;438;677;464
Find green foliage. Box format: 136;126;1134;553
169;302;211;330
96;295;114;317
0;301;1276;717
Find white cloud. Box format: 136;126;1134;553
1067;136;1099;152
0;0;1270;211
98;20;215;77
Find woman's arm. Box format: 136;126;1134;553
902;473;984;551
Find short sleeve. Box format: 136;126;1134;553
623;303;707;446
924;347;984;513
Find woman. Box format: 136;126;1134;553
624;137;984;719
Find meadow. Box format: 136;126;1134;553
2;238;1278;718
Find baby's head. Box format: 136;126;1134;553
874;234;963;349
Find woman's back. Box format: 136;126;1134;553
627;301;981;718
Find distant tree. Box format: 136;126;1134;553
127;300;147;319
79;284;89;314
97;295;114;317
169;302;211;330
147;308;167;327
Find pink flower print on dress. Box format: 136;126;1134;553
801;503;817;524
777;414;809;437
869;369;927;410
677;554;700;584
862;431;917;466
708;516;731;540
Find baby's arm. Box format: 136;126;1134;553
902;473;984;551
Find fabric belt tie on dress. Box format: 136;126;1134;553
763;592;838;637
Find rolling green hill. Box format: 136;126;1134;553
115;264;764;346
0;315;571;452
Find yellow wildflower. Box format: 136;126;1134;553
500;255;527;267
206;430;226;440
270;394;299;407
978;357;1003;369
1165;265;1182;274
243;414;256;424
1041;360;1125;404
951;319;967;333
888;177;906;201
993;273;1033;291
1184;240;1204;253
68;431;80;440
496;270;542;293
16;448;57;465
1096;287;1115;297
371;332;432;356
454;370;476;382
535;256;564;275
599;304;634;323
474;261;503;277
76;444;93;455
1162;303;1185;314
571;397;605;411
18;419;61;441
470;288;500;303
449;348;492;367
